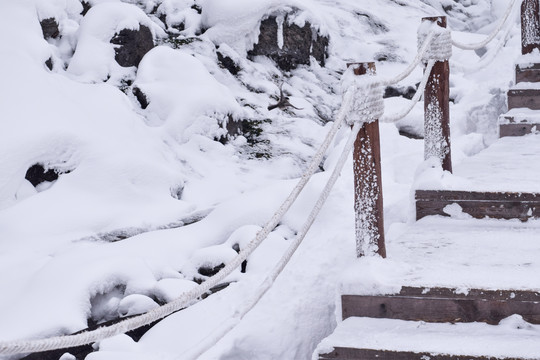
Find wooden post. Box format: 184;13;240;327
347;62;386;259
423;16;452;173
522;0;540;54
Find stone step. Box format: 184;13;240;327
315;316;540;360
508;85;540;110
415;190;540;221
341;287;540;324
499;108;540;137
516;63;540;84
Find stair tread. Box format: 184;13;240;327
340;217;540;293
416;134;540;193
500;108;540;123
315;317;540;359
510;82;540;91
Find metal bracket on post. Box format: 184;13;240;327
422;16;452;173
346;62;386;259
522;0;540;55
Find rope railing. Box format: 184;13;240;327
0;80;356;358
452;0;518;51
0;0;529;357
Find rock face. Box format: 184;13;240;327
110;25;154;67
40;18;60;39
25;164;59;187
248;14;329;71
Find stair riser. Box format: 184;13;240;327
500;123;539;137
415;190;540;221
516;63;540;83
342;295;540;324
319;347;528;360
508;89;540;110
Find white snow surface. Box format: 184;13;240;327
314;316;540;359
0;0;531;359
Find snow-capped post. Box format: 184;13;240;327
346;62;386;259
522;0;540;54
421;16;452;173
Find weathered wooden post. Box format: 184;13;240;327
422;16;452;173
347;62;386;259
522;0;540;54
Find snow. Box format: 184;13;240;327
0;0;532;359
314;316;540;359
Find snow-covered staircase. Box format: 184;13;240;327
415;56;540;221
501;59;540;137
314;216;540;359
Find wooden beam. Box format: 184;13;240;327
422;16;452;173
319;347;529;360
347;62;386;258
508;89;540;110
341;287;540;325
415;190;540;221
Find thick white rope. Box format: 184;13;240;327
418;21;453;63
451;1;518;72
380;29;436;86
452;0;518;50
381;59;435;123
0;91;354;356
183;121;364;360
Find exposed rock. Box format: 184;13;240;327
217;51;240;75
198;263;225;277
81;1;91;16
232;243;247;273
40;18;60;40
384;85;416;100
25;164;59;187
248;14;329;71
133;86;149;109
45;57;53;71
110;25;154;67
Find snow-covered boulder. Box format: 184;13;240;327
68;2;165;82
133;46;242;140
248;12;329;71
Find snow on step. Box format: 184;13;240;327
314;316;540;360
499;107;540;137
341;216;540;292
416;134;540;219
417;134;540;193
452;134;540;193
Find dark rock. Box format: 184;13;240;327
81;1;91;16
40;18;60;39
217;51;240;75
384;85;416;100
132;86;149;109
110;25;154;67
398;126;424;140
45;57;53;71
25;164;59;187
198;263;225;277
232;244;248;273
191;4;202;14
248;14;329;71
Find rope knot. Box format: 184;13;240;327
341;69;384;126
418;22;452;62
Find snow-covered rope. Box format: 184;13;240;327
380;29;436;86
0;90;356;356
451;1;518;72
452;0;518;50
381;59;435;123
183;120;365;360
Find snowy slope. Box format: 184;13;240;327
0;0;521;359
